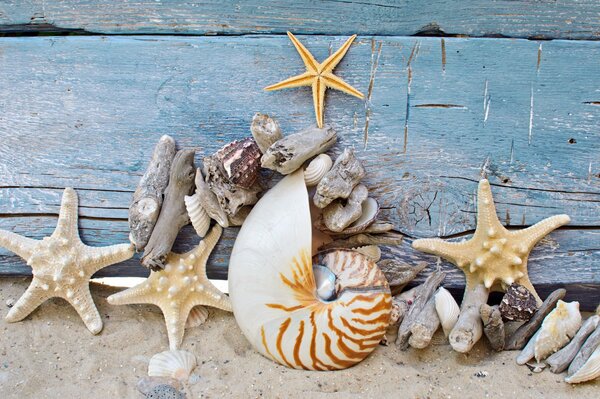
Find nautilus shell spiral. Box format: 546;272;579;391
228;170;391;370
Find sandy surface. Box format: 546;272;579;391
0;277;598;399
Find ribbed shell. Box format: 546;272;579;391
434;287;460;337
148;350;197;381
565;345;600;384
184;193;211;237
216;138;262;189
186;305;209;329
304;154;333;186
534;300;581;361
228;171;391;370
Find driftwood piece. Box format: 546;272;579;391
129;135;176;252
141;149;195;270
449;283;488;353
396;270;446;349
516;330;539;365
325;220;394;236
377;260;427;295
319;232;403;251
547;315;600;373
505;288;566;350
322;184;368;232
568;323;600;376
250;113;282;154
261;125;337;174
314;148;365;208
409;296;441;349
480;304;505;351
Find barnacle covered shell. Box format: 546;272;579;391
304;154;333;186
499;283;538;321
148;350;197;381
228;171;391;370
215;138;262;189
565;345;600;384
434;287;460;337
184;193;211;237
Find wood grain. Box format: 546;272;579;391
1;1;600;39
0;35;598;308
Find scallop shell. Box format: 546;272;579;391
434;287;460;337
185;305;209;329
565;345;600;384
534;300;581;362
216;137;262;189
351;245;381;262
228;170;391;370
184;193;210;237
148;350;197;381
304;154;333;186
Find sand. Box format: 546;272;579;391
0;277;598;399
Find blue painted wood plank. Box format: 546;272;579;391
0;1;600;39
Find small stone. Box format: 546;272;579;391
5;298;14;308
499;283;538;321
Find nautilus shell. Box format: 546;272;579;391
228;170;391;370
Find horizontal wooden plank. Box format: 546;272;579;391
0;1;600;39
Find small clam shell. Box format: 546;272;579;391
185;305;209;329
534;300;581;361
565;345;600;384
184;193;211;237
434;287;460;337
352;245;381;262
304;154;333;186
148;350;197;382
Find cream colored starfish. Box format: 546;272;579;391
265;31;364;128
413;179;570;302
0;188;134;334
108;224;231;350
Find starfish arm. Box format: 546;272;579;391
67;286;103;334
312;77;327;128
511;214;571;253
321;72;364;99
107;280;156;306
52;188;80;241
188;225;222;275
412;238;472;269
475;179;505;237
319;34;358;73
194;286;233;312
514;276;542;306
264;71;315;92
83;242;134;275
0;229;37;261
5;279;51;322
163;306;188;350
286;31;319;72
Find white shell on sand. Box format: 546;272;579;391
434;287;460;337
534;300;581;361
565;345;600;384
148;350;197;381
304;154;333;186
184;193;211;237
185;305;209;329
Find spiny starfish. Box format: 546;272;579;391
108;224;232;350
265;31;364;128
413;179;571;302
0;188;134;334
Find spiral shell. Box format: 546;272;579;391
215;137;262;189
148;350;196;381
228;170;391;370
304;154;333;186
184;193;211;237
565;345;600;384
534;300;581;361
434;287;460;337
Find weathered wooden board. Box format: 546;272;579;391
0;35;598;307
1;1;600;39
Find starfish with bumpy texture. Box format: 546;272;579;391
265;32;364;128
0;188;134;333
108;224;232;350
413;179;570;303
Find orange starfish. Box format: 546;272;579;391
265;32;364;128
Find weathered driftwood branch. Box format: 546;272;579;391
409;295;440;349
568;323;600;376
516;330;539;365
314;148;365;208
480;304;505;351
547;315;600;373
396;270;445;349
449;283;488;353
377;260;427;296
325;221;394;236
141;149;195;270
129;135;176;252
261;125;337;174
319;232;403;251
505;288;566;350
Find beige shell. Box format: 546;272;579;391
565;345;600;384
352;245;381;262
184;193;211;237
434;287;460;337
148;350;197;381
534;300;581;361
304;154;333;186
185;305;209;329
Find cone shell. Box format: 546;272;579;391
216;138;262;189
186;305;209;329
148;350;197;381
184;193;211;237
228;171;391;370
565;345;600;384
534;300;581;361
434;287;460;337
304;154;333;187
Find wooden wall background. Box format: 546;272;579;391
0;1;598;309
